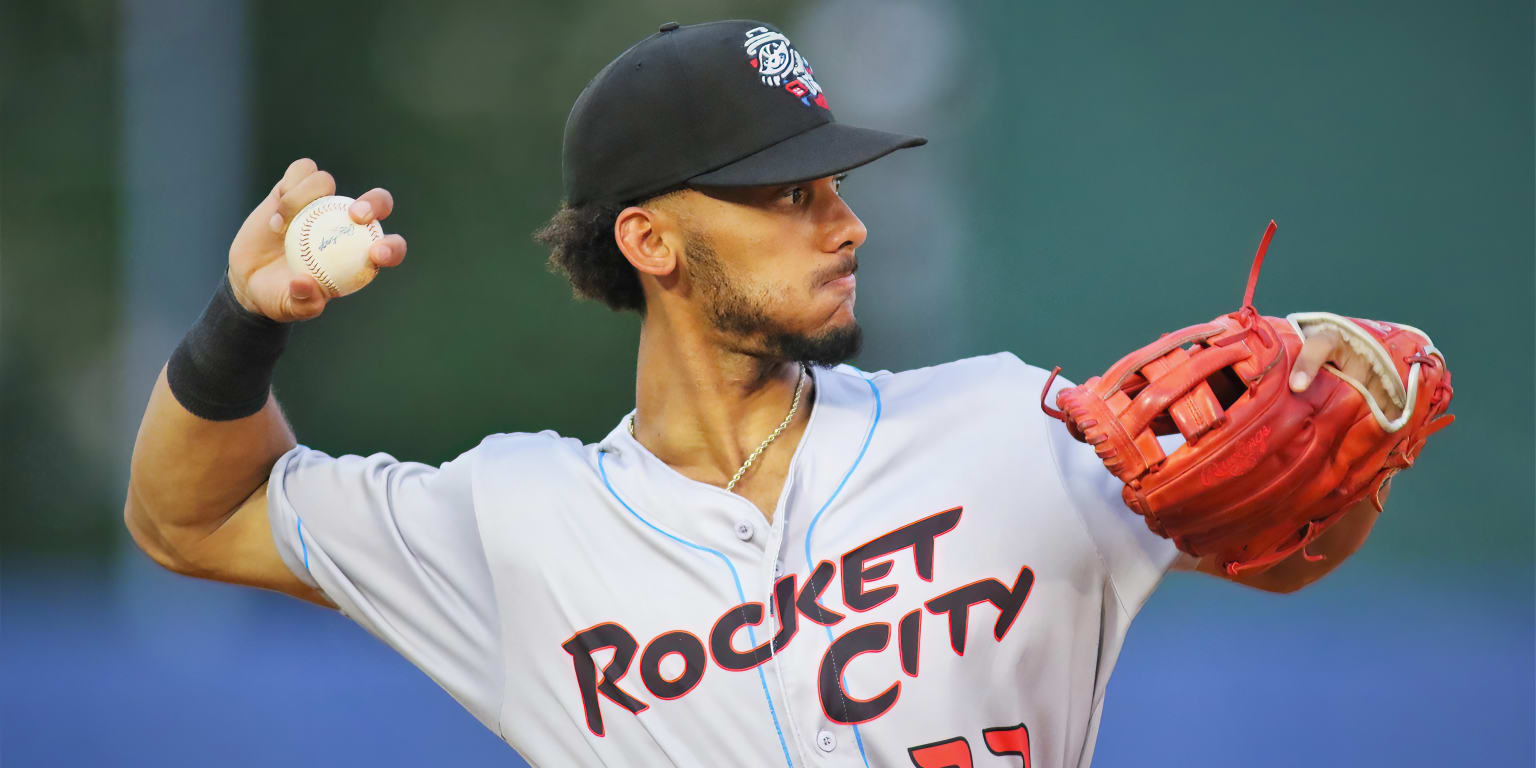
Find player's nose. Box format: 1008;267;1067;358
817;179;866;253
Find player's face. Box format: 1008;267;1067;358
677;175;868;366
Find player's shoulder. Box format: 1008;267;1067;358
286;429;590;473
819;351;1058;430
828;350;1052;399
471;428;592;464
440;430;604;504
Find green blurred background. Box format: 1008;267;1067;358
2;0;1530;766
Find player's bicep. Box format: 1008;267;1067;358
192;480;335;607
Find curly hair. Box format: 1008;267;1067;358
535;200;637;312
535;190;682;314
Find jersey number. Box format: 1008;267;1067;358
908;723;1030;767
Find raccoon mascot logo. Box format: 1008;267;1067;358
743;26;829;110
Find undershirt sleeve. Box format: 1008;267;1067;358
265;444;503;734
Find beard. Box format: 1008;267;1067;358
686;231;862;368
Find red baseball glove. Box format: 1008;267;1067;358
1041;222;1455;575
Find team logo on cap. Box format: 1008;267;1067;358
743;26;828;110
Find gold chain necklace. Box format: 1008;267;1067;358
629;364;808;492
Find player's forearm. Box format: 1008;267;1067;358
123;160;400;587
124;364;295;562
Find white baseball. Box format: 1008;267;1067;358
283;195;385;298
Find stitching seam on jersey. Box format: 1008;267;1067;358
598;451;795;768
802;373;882;768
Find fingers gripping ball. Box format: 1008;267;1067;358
284;195;385;297
1041;221;1455;575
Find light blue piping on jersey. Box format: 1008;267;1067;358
802;372;882;768
597;450;795;768
297;518;310;571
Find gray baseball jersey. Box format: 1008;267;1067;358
266;352;1188;767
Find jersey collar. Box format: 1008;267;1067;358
593;364;882;549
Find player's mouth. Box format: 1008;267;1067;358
820;258;858;292
825;273;856;292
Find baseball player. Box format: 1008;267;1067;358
124;20;1449;768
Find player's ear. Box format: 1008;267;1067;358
614;206;676;278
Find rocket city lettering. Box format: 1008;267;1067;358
560;507;1038;736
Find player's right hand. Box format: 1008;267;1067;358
227;158;408;322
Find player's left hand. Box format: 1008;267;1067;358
1289;326;1403;421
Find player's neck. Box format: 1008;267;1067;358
631;319;814;501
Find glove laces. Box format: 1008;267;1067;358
1241;220;1278;311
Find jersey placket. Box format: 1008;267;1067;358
759;464;823;767
759;375;851;767
720;490;805;768
766;513;872;768
765;369;886;768
764;506;871;765
734;366;869;767
598;365;883;767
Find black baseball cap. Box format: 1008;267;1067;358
561;20;927;206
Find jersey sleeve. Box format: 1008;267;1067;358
264;444;503;733
1039;368;1185;618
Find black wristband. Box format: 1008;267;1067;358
167;273;291;421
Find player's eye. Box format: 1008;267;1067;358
781;186;806;205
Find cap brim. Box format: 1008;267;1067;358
686;122;926;188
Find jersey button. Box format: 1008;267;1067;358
734;519;755;541
816;730;837;752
